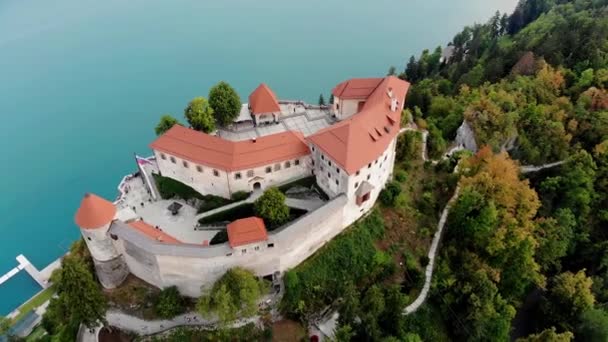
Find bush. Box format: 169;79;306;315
155;286;185;318
154;174;203;201
231;191;250;202
379;181;402;206
394;170;408;183
199;203;255;225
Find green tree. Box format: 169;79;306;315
254;187;290;227
197;268;267;324
318;94;325;106
577;308;608;342
55;256;108;328
155;114;180;136
534;209;576;272
545;270;595;329
0;316;10;335
387;66;397;76
184;97;215;133
516;327;573;342
155;286;185;318
332;324;355;342
208;81;242;127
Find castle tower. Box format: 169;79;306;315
74;193;129;288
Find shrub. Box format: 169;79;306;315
379;181;402;206
155;286;185;318
394;170;408;183
231;191;250;202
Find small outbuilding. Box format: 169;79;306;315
226;216;268;248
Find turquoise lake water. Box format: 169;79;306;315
0;0;517;314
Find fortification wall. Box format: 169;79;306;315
109;195;347;297
93;254;129;289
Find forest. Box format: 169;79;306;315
281;0;608;340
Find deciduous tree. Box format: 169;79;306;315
208;81;241;126
155;114;180;136
254;187;290;227
184;97;215;133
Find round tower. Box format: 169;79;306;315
74;193;128;288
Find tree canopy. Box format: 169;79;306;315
184;96;215;133
208;81;242;127
155;114;180;135
254;187;290;227
197;268;267;324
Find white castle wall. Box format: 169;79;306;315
334;96;363;120
154;150;311;198
110;195;347;297
80;223;119;262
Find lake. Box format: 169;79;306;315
0;0;517;314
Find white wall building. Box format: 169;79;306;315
75;76;410;295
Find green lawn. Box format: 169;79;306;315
13;286;55;323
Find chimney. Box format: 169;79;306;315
387;87;393;98
252;137;257;143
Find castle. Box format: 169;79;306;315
74;76;410;296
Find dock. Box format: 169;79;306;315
0;255;61;289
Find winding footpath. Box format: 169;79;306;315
398;126;566;315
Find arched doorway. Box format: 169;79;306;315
253;182;261;190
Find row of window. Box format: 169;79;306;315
226;242;275;256
160;152;300;179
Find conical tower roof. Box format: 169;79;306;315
74;193;116;229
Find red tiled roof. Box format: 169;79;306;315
249;83;280;115
128;220;181;244
331;78;384;99
309;76;410;175
150;125;310;171
75;193;116;229
226;217;268;248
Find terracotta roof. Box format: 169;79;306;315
309;76;410;175
128;220;181;244
226;217;268;248
249;83;280;115
150;125;310;171
74;193;116;229
331;78;384;99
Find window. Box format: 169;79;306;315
170;156;176;164
235;172;242;180
355;182;359;189
285;161;291;168
384;155;388;161
328;160;332;166
182;160;189;168
368;163;372;169
356;170;360;176
312;147;315;152
110;234;118;241
312;160;315;166
327;172;331;178
254;246;260;251
375;159;379;165
241;249;247;254
247;170;254;177
266;166;272;173
196;165;203;173
87;237;92;241
294;159;300;166
335;179;339;186
321;155;325;160
267;243;275;248
274;163;281;171
337;103;340;110
160;153;166;160
336;168;340;173
213;169;220;177
226;253;232;257
367;174;371;180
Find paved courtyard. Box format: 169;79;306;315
217;102;335;142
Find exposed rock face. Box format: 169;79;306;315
94;254;129;289
454;121;478;152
